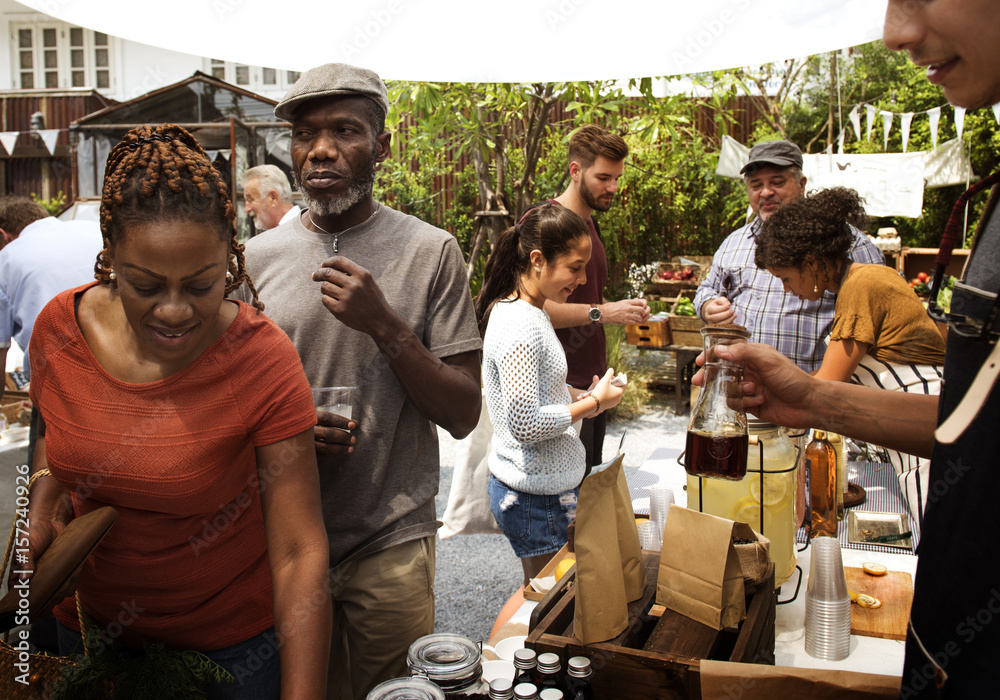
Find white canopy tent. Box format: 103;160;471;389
18;0;888;82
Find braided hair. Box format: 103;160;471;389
96;123;264;311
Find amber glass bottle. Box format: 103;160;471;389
807;430;838;537
565;656;594;700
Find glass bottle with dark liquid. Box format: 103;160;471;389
685;324;751;481
685;430;749;480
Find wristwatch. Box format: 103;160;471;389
589;305;602;323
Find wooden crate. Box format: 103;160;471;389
644;262;704;298
527;552;775;700
625;320;671;348
668;316;704;348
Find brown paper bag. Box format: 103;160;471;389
700;660;901;699
655;506;753;630
573;453;646;643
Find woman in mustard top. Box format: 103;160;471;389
755;187;945;525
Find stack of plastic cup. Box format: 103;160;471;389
636;520;660;551
804;537;852;660
649;485;674;550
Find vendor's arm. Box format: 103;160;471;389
813;338;870;382
696;342;937;458
544;297;650;329
312;256;481;439
257;429;332;700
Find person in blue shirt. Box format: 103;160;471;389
0;196;103;404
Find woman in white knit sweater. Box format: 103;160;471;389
474;204;625;584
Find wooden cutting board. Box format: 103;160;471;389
844;566;913;641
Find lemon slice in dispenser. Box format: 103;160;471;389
749;474;788;506
732;498;762;528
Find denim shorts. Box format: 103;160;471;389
488;473;578;558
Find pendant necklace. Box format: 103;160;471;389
305;204;380;254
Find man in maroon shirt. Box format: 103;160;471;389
544;125;650;469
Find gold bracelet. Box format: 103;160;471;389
591;395;601;415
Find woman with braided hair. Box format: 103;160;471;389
24;124;331;698
755;186;945;525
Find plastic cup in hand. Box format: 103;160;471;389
313;387;356;425
804;537;852;661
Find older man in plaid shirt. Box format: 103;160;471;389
693;140;884;371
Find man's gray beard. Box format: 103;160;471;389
301;180;369;217
293;156;377;217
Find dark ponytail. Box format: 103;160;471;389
474;203;589;335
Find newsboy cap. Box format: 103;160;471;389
274;63;389;122
740;140;803;175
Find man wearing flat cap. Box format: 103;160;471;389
237;63;483;699
693;139;883;371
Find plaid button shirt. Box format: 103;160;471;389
693;219;885;371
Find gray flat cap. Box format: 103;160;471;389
740;140;803;175
274;63;389;122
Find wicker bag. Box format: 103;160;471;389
0;469;76;697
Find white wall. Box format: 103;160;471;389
113;37;201;102
1;0;202;100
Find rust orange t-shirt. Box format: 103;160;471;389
29;283;317;651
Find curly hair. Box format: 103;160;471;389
755;187;869;277
97;123;263;311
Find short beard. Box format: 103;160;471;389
579;180;612;212
293;152;378;217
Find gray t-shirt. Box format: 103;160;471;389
238;205;482;566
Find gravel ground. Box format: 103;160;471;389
432;392;691;643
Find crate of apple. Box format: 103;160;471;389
658;266;698;282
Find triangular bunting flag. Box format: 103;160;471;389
882;111;893;150
954;106;966;140
866;105;876;140
837;131;845;154
993;103;1000;124
217;150;230;162
0;132;19;155
849;105;861;140
928;107;941;149
38;129;59;156
900;112;913;153
206;150;219;161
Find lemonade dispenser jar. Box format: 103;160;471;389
687;419;799;587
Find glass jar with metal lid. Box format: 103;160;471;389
407;633;489;697
687;418;798;585
366;677;446;700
